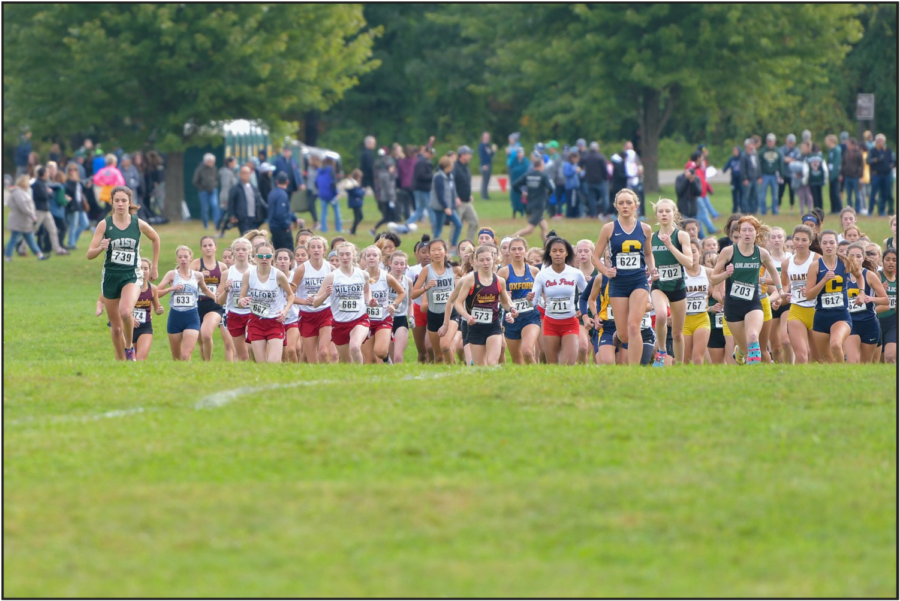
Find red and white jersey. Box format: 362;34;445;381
298;260;332;313
285;269;300;325
366;269;391;322
226;264;252;315
329;267;368;323
248;267;286;320
408;264;425;306
532;264;587;319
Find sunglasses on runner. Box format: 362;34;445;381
257;253;273;259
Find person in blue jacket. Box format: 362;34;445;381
507;145;531;218
268;172;296;251
274;146;304;195
316;157;341;233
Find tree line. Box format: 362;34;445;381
3;3;894;214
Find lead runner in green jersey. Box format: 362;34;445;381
87;185;161;361
649;198;693;366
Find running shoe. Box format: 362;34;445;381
652;351;666;367
124;347;136;361
732;346;746;365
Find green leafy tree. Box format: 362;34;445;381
3;3;378;220
450;3;862;191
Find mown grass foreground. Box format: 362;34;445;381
3;193;897;597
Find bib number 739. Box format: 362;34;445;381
111;250;135;266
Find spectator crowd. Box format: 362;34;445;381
9;125;895;260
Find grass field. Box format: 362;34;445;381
3;187;897;597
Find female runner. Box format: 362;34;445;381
239;242;294;363
413;239;457;364
275;248;302;363
712;216;782;365
876;248;897;364
682;239;728;364
783;225;819;364
804;230;862;363
294;244;308;266
157;245;216;361
191;235;232;361
313;242;371;364
499;236;512;268
477;227;498;246
498;237;542;364
649;198;693;366
131;257;164;361
585;258;616;366
86;185;161;361
844;241;888;363
765;227;793;364
290;235;334;364
375;232;401;271
529;237;587;365
407;235;434;363
218;237;254;361
700;250;725;363
454;245;517;365
362;245;406;363
592;189;655;365
388;250;413;363
222;247;234;268
574;239;598;365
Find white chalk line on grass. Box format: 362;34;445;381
5;370;483;427
193;370;478;410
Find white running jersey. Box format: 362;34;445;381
684;268;710;315
390;274;412;317
170;270;201;312
408;264;425;306
787;252;816;308
298;260;332;313
532;264;587;319
330;267;368;323
226;264;252;315
248;267;286;319
285;269;300;325
367;270;391;322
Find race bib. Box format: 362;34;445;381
366;305;385;320
250;300;270;318
849;295;866;313
616;252;640;270
714;312;724;328
433;291;451;304
110;249;135;266
172;293;193;308
821;292;844;309
132;308;147;323
791;285;806;304
730;282;754;301
640;314;652;330
339;298;360;312
890;297;897;310
686;297;707;314
512;298;533;313
606;304;614;320
206;284;218;296
547;297;571;314
472;307;492;324
658;265;681;282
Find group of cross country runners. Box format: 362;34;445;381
91;185;897;366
